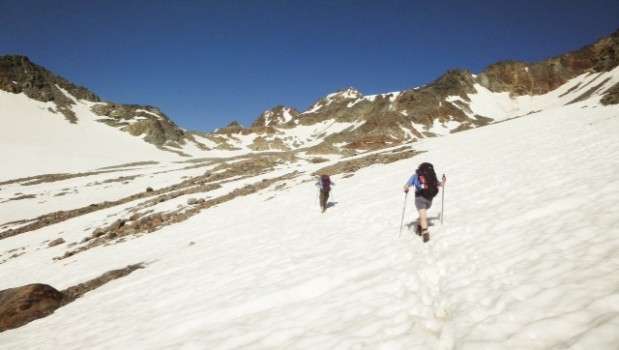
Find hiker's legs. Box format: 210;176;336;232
320;191;329;210
418;208;428;229
414;197;431;226
414;196;432;242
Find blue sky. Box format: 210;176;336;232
2;1;618;132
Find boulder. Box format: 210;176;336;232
0;283;64;332
48;238;65;247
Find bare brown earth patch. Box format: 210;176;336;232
5;194;36;201
0;247;26;264
59;263;144;305
2;147;416;262
96;161;160;170
313;147;417;176
0;170;120;187
0;153;294;240
567;78;612;104
55;171;301;260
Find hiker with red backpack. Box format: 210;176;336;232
316;174;334;213
403;162;446;242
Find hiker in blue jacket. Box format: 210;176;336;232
403;163;446;242
315;174;334;213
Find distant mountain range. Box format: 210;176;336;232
1;29;617;158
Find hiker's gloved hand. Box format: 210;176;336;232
403;185;409;193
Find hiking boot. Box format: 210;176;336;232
415;225;422;236
422;229;430;243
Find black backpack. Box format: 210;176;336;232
321;175;331;192
416;163;439;200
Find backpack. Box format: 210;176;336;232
321;175;331;192
416;163;439;200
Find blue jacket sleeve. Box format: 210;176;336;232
406;174;419;189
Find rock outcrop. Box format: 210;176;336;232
0;55;100;122
0;264;144;332
91;103;189;147
0;55;201;150
478;29;619;96
252;105;300;128
0;283;64;332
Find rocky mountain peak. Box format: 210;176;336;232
0;55;100;122
252;105;301;128
214;120;248;135
304;87;363;114
0;55;201;151
331;87;363;100
477;28;619;96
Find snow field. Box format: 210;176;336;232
1;73;619;348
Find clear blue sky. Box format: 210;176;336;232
2;1;618;132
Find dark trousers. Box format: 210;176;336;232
320;190;329;209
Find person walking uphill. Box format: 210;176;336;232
316;174;334;213
403;162;446;243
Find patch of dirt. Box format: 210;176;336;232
568;78;612;104
59;263;145;306
97;161;159;170
0;170;120;187
0;247;26;265
5;194;36;201
55;171;302;260
313;147;417;176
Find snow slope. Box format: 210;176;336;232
0;91;194;181
1;78;618;349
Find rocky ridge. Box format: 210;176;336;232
1;30;618;155
0;55;99;123
0;55;201;150
219;29;619;153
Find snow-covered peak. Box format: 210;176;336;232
328;87;362;100
262;106;296;126
305;87;363;114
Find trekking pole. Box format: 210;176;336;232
398;192;408;237
314;188;319;207
441;174;446;226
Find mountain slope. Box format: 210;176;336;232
0;55;210;162
215;29;619;153
0;70;618;348
2;30;618;179
0;89;196;181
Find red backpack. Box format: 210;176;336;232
321;175;331;192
